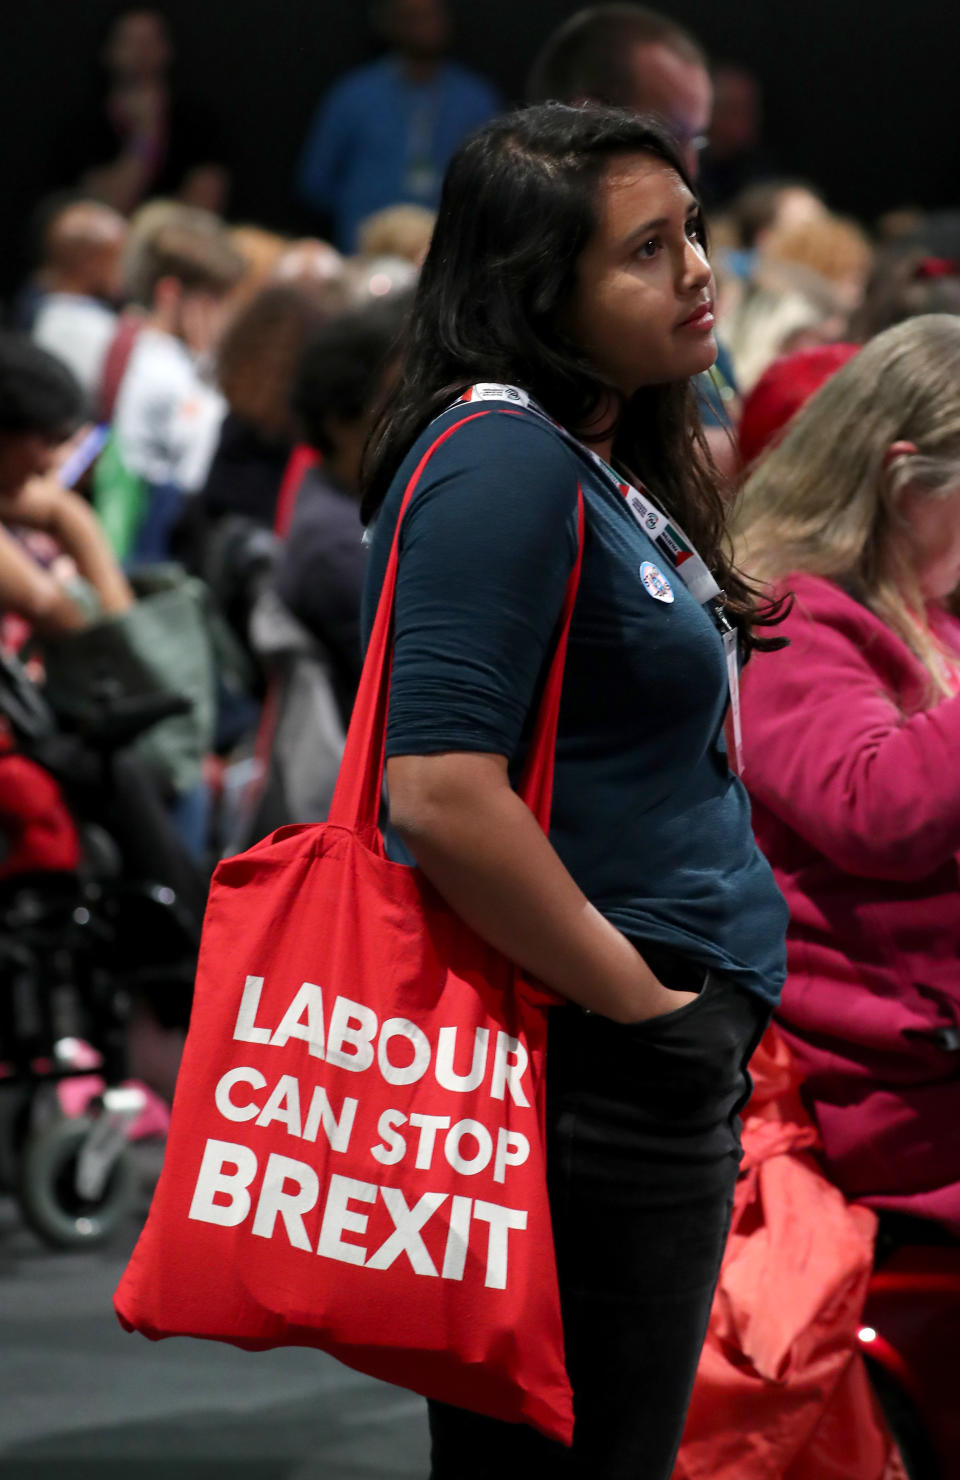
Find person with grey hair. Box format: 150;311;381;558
297;0;499;251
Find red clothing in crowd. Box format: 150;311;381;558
739;571;960;1232
672;1025;899;1480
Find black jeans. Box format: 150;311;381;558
428;959;770;1479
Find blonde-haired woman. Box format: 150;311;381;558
734;312;960;1235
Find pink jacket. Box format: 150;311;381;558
740;572;960;1231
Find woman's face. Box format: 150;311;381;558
0;433;60;496
902;482;960;602
565;154;717;397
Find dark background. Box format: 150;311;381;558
3;0;959;292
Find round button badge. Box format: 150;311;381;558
639;561;674;603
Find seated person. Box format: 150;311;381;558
202;278;349;533
721;177;829;279
761;213;873;321
737;342;860;472
356;203;436;267
733;313;960;1236
0;335;132;635
272;291;410;722
170;278;350;669
0;336;134;878
851;245;960;341
106;206;244;559
30;200;128;404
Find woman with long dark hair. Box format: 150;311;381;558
361;103;788;1478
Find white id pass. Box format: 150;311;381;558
722;627;743;775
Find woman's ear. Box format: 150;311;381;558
883;439;918;470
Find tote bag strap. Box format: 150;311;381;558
328;409;586;839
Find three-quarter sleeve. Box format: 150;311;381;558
382;412;580;761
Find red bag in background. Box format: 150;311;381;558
671;1025;897;1480
114;411;579;1444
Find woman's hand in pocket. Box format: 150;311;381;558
386;750;706;1024
619;980;700;1026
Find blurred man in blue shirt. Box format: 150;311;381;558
297;0;500;252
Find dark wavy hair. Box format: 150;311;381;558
363;103;788;655
0;334;87;438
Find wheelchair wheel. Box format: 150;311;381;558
17;1114;136;1249
0;1083;58;1191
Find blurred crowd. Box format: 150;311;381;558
4;3;958;845
3;3;960;1475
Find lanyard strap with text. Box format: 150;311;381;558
456;383;744;772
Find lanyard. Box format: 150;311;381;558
456;383;744;773
398;68;440;200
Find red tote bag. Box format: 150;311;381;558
114;410;580;1444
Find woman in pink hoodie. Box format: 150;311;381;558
734;313;960;1235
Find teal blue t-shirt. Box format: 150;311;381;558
362;402;787;1003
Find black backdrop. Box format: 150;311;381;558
3;0;960;292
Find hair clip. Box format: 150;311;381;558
913;256;960;280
